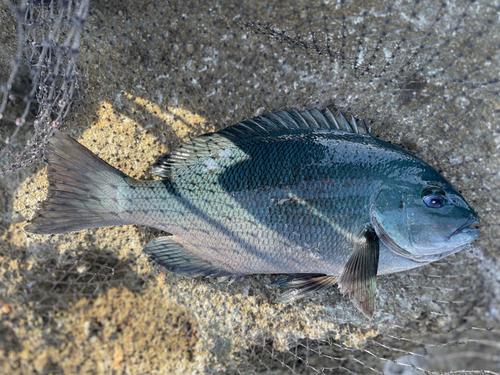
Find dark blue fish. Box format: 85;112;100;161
25;108;480;317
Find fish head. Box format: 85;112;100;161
371;173;480;262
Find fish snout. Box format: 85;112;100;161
451;214;480;240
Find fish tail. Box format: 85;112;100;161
24;131;133;234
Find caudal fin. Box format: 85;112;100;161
24;131;131;234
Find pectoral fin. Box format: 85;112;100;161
338;228;380;318
273;274;339;303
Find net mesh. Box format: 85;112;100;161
0;0;499;373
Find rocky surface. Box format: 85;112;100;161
0;0;499;373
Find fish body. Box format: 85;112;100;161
25;108;479;317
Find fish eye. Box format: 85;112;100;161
422;187;446;208
423;195;446;208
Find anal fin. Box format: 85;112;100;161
273;274;339;303
338;228;380;318
143;236;232;278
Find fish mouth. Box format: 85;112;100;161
450;217;480;238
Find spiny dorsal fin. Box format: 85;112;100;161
273;274;339;303
217;107;370;139
338;228;380;318
144;236;233;278
151;108;370;178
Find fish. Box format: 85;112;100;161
24;108;480;318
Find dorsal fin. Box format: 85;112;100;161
151;133;234;178
151;108;370;178
218;107;370;139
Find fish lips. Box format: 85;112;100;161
449;216;480;241
450;217;479;238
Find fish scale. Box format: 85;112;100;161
25;108;479;317
117;131;391;274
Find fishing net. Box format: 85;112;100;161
1;0;499;373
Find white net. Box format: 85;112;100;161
0;0;499;373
